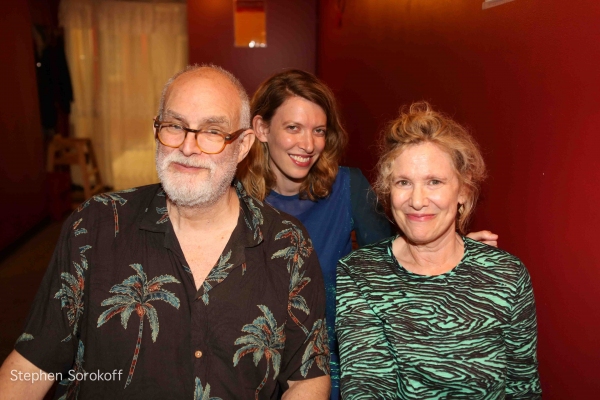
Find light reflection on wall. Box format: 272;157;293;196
234;0;266;47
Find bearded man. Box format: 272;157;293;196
0;65;330;399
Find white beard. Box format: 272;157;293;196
156;145;239;208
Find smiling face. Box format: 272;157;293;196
254;96;327;195
156;69;253;207
390;142;467;245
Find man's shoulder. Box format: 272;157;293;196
76;184;159;211
69;184;161;228
235;181;311;242
241;191;316;253
254;195;311;238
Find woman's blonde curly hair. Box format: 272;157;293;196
374;102;486;234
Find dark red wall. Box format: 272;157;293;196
187;0;316;94
0;1;47;251
319;0;600;397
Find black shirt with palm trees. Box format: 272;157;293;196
15;182;330;399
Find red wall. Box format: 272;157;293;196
187;0;316;94
319;0;600;397
0;1;48;251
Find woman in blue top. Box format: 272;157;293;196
238;70;497;399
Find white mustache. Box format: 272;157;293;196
161;152;216;171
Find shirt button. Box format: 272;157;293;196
194;350;203;358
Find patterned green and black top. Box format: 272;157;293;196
336;236;541;399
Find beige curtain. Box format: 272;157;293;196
60;0;188;190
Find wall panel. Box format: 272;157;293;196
0;1;47;251
318;0;600;397
187;0;316;94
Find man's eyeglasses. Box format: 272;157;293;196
153;118;248;154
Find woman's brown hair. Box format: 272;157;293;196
374;102;486;234
237;69;348;200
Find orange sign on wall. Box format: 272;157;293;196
234;0;266;47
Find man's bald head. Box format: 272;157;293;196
158;64;251;129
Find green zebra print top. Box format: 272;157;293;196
336;236;541;399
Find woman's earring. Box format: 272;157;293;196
458;203;465;215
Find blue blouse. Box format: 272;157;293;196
266;167;392;399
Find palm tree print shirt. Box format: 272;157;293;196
15;182;330;399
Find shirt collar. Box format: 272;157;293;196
138;185;170;233
138;181;264;248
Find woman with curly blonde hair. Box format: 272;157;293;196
336;102;540;399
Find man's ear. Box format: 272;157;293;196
237;129;256;163
253;115;269;143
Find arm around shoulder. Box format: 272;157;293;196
0;350;54;400
466;230;499;247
